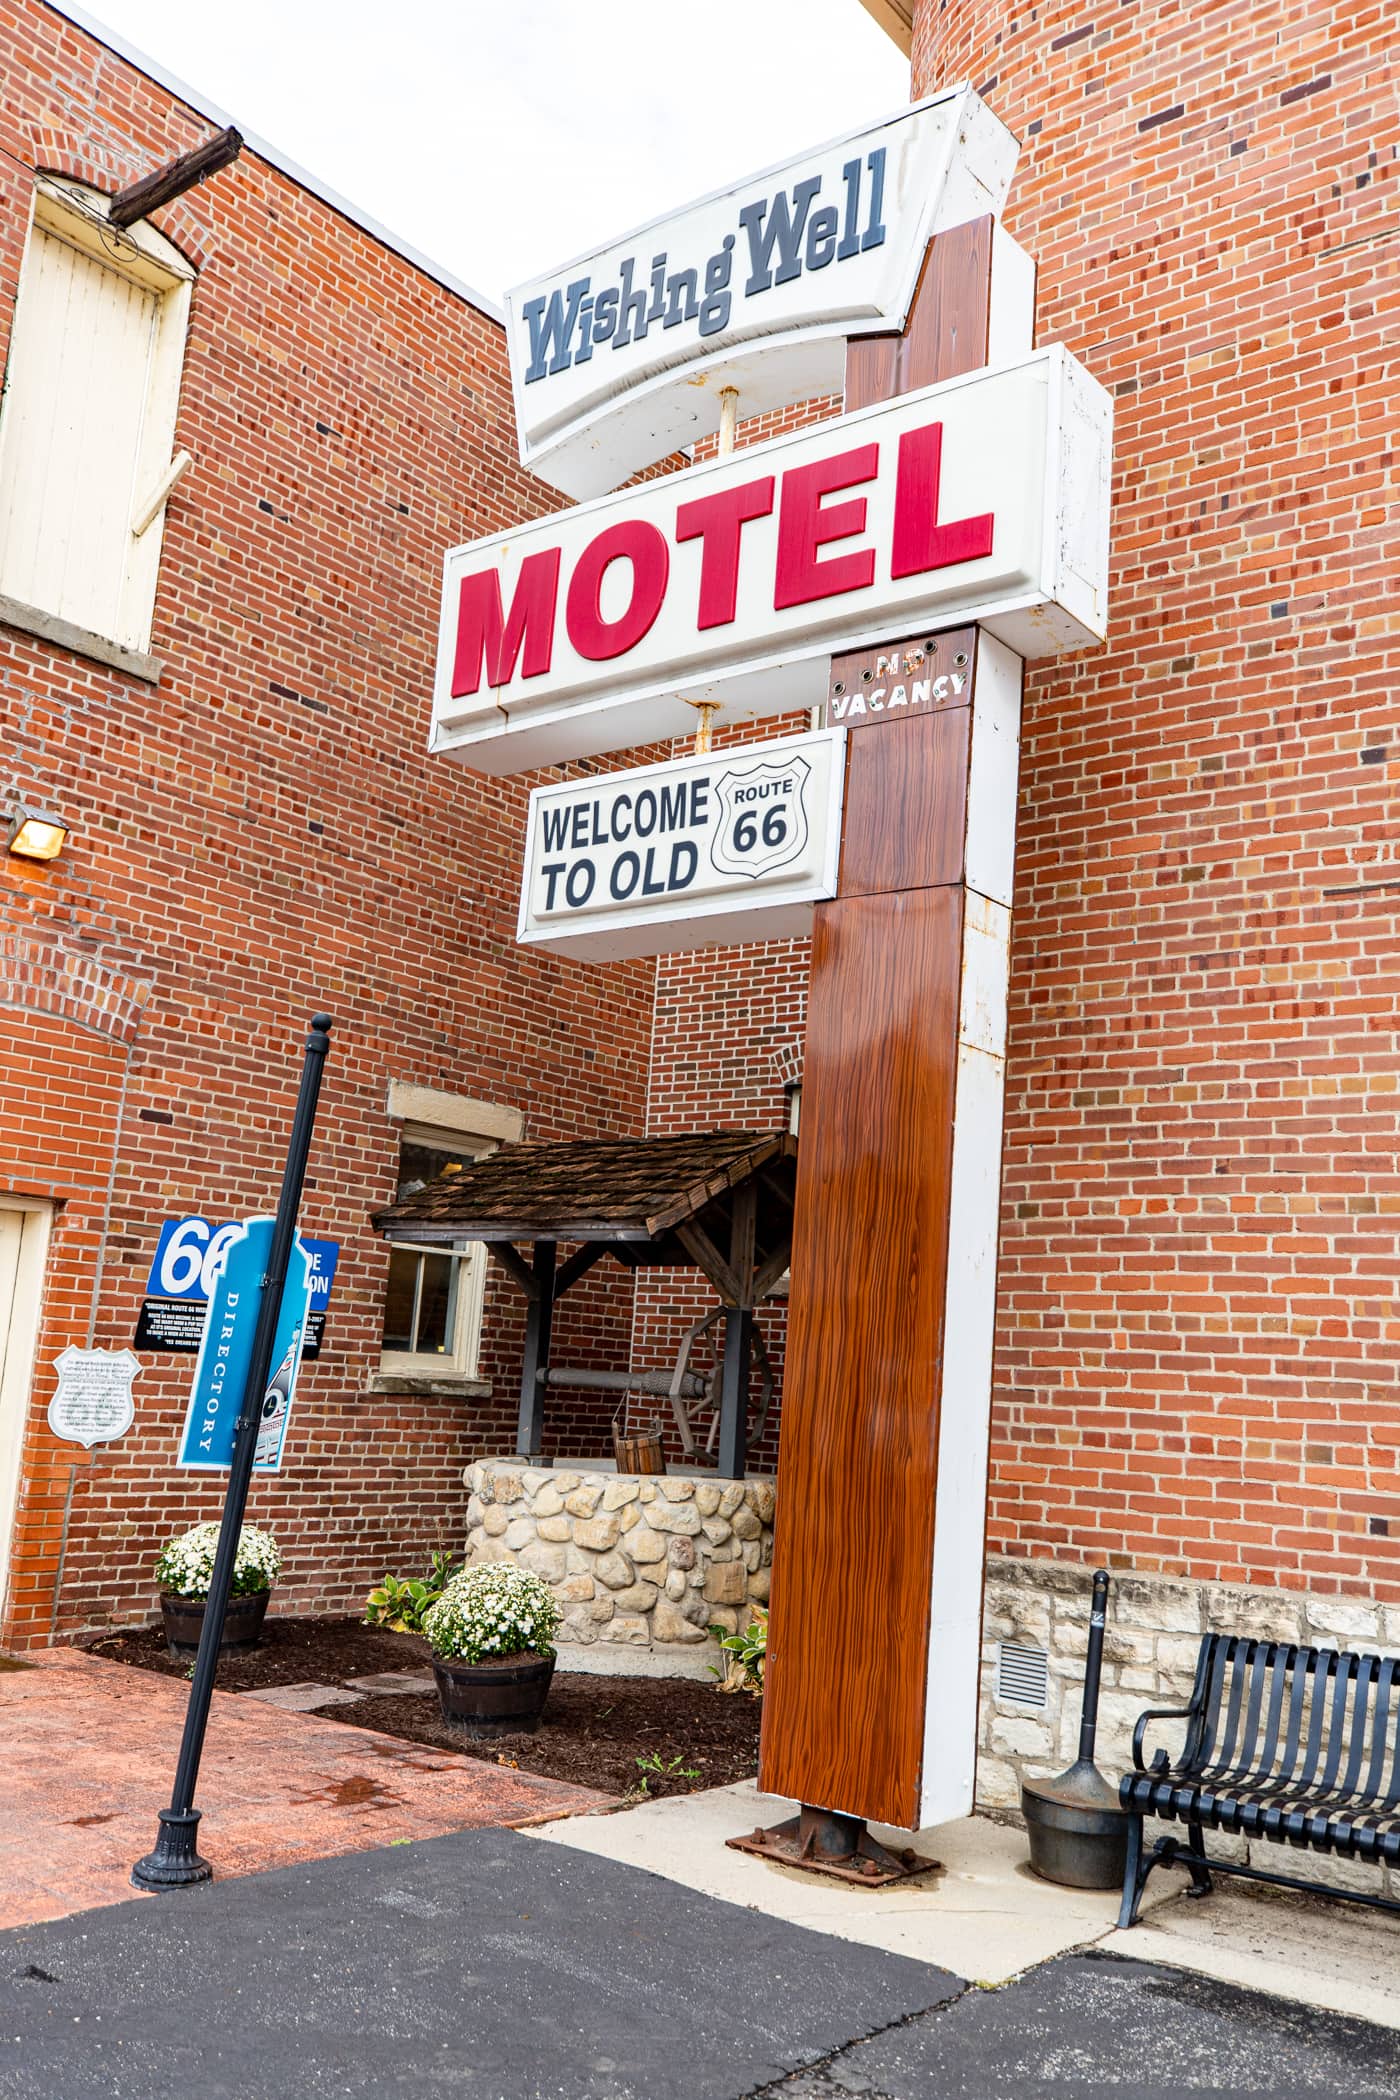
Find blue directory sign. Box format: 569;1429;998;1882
177;1218;314;1473
136;1214;338;1357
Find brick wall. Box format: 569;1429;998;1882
0;0;652;1644
907;0;1400;1595
639;15;1400;1595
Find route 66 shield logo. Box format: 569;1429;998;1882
710;754;812;880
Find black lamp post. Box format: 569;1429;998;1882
132;1014;333;1890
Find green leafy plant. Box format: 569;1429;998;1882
710;1607;767;1695
155;1521;280;1600
364;1575;437;1634
364;1549;464;1635
422;1563;561;1663
634;1750;700;1795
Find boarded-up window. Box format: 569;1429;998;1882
0;181;193;654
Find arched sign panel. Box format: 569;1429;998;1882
506;86;1018;499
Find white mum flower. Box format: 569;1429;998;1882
155;1520;281;1599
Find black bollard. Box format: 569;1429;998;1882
1020;1568;1130;1889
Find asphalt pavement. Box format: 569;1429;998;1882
1;1826;1398;2099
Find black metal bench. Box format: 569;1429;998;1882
1119;1631;1400;1928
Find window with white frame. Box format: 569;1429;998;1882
379;1138;488;1380
0;178;194;656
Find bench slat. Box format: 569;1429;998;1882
1118;1630;1400;1929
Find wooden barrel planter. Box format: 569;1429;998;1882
160;1589;269;1657
433;1652;555;1739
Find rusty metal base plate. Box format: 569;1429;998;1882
726;1814;944;1890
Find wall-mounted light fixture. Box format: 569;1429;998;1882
7;807;70;862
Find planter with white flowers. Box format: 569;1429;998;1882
154;1521;281;1656
423;1563;561;1738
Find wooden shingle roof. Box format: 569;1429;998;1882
373;1131;796;1244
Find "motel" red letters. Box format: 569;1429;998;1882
450;418;994;699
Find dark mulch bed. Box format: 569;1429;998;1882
85;1615;761;1800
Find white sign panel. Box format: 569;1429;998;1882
518;730;846;961
507;86;1018;498
49;1347;138;1448
433;345;1111;774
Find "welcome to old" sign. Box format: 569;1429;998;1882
517;728;845;960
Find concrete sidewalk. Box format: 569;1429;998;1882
531;1777;1400;2032
1;1648;607;1929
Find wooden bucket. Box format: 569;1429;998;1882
613;1427;667;1475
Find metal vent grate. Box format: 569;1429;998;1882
996;1640;1049;1710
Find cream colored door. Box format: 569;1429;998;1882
0;226;161;641
0;1204;52;1619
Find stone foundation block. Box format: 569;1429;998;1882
519;1541;566;1583
704;1561;748;1606
653;1596;708;1643
647;1502;702;1536
613;1581;659;1614
601;1615;649;1644
573;1514;621;1552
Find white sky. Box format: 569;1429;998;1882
78;0;910;302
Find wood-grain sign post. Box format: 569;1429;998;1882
429;86;1112;1869
761;221;1021;1847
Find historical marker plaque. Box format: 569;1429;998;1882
49;1347;139;1448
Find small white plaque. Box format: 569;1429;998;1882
48;1346;138;1448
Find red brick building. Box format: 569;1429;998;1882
639;0;1400;1795
633;0;1399;1791
642;0;1400;1604
890;0;1397;1599
3;0;1398;1822
0;0;654;1648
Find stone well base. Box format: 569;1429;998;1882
464;1458;773;1658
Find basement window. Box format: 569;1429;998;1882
0;178;194;663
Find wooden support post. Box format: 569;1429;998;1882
717;1310;752;1482
716;1181;757;1480
761;217;1028;1832
109;126;243;228
515;1240;556;1458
